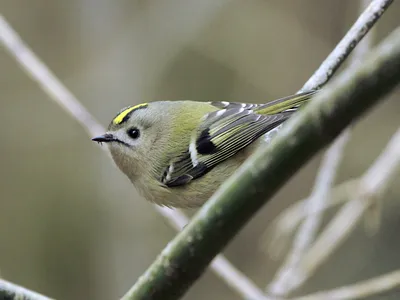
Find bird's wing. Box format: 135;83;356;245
160;91;316;187
210;90;317;114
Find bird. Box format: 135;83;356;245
92;90;317;208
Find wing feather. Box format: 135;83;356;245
161;110;290;187
161;91;317;187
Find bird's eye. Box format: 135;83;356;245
127;127;140;139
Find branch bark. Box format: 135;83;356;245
122;26;400;300
0;279;53;300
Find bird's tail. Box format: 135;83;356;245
255;90;318;115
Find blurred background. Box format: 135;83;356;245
1;1;400;299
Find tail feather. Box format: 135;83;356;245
255;90;318;115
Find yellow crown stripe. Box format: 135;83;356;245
113;103;148;124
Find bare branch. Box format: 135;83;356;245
292;270;400;300
0;16;104;138
300;0;393;92
290;124;400;292
266;179;359;256
0;279;53;300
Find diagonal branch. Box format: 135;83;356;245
0;16;104;138
122;27;400;300
300;0;393;92
265;179;359;258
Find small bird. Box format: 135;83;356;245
92;91;316;208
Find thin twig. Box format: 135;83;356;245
300;0;393;92
0;14;266;300
290;125;400;292
292;269;400;300
0;279;53;300
351;0;377;67
0;16;104;138
266;179;359;256
267;0;379;296
267;132;351;295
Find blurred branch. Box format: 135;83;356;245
267;133;351;295
291;122;400;291
0;17;104;138
292;269;400;300
300;0;392;92
121;26;400;300
265;179;359;256
361;1;386;231
0;13;265;300
267;0;378;295
0;279;53;300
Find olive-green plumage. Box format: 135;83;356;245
92;91;316;208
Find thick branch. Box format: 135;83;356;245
122;27;400;300
154;207;268;300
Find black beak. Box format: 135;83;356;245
92;133;116;143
